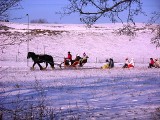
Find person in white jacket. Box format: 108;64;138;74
155;58;160;68
128;58;135;68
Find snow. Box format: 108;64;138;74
0;22;160;119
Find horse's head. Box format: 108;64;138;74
27;52;35;59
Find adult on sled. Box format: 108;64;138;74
123;58;130;68
64;51;73;65
79;52;89;67
67;51;72;61
74;54;81;61
128;58;135;68
155;58;160;68
62;52;89;68
101;59;109;69
109;58;114;68
148;58;155;68
123;58;134;68
63;53;81;68
71;54;82;67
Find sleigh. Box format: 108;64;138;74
61;57;88;68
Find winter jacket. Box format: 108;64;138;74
67;54;72;60
75;56;81;61
150;59;155;65
155;59;160;68
102;62;109;69
129;58;135;66
125;60;130;65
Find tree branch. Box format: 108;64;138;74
60;0;143;25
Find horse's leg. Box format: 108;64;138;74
49;62;55;70
31;62;36;70
45;62;48;69
37;63;43;70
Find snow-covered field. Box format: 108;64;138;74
0;22;160;119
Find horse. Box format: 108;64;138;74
27;52;55;70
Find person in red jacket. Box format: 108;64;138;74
64;51;73;65
67;51;72;61
148;58;155;68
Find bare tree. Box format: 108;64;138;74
151;25;160;48
0;0;22;21
147;11;160;26
115;24;136;37
146;12;160;47
61;0;144;25
61;0;160;48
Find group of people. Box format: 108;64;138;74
64;51;88;67
101;57;135;69
148;58;160;68
65;52;160;69
102;57;160;69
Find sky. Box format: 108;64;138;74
9;0;160;24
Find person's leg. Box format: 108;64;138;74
123;64;128;68
148;63;151;68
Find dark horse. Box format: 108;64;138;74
27;52;54;70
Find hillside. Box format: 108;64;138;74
0;22;159;63
0;22;160;120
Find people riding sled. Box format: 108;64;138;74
74;54;81;61
64;51;73;65
123;58;135;68
70;54;82;67
101;58;114;69
28;50;160;70
63;52;88;67
67;51;72;61
148;58;155;68
79;52;89;67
